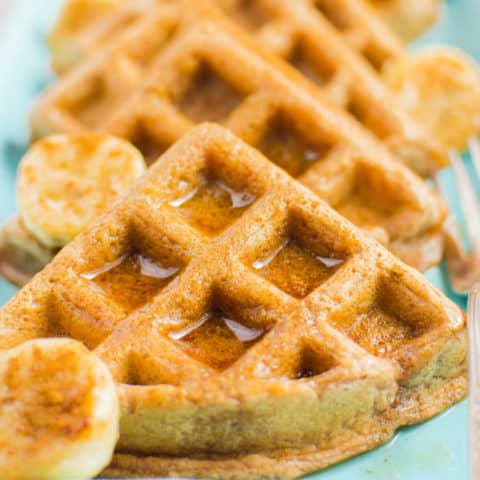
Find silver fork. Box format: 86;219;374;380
438;139;480;479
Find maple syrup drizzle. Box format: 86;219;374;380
252;238;289;270
168;313;264;343
81;254;128;280
81;254;179;281
168;313;209;341
170;179;255;209
315;255;344;268
137;255;179;279
214;181;256;208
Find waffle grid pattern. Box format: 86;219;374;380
217;0;445;176
308;0;404;66
31;0;446;271
45;0;446;175
53;0;406;72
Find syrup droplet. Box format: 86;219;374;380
169;184;200;207
80;254;128;280
223;318;264;342
315;256;344;268
137;255;179;279
168;313;264;343
253;238;289;270
168;314;209;341
215;181;256;208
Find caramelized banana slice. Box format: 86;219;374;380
50;0;121;72
17;134;146;249
370;0;440;42
382;46;480;151
0;338;119;480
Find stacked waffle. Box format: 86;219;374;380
0;1;476;479
28;0;450;276
42;0;445;175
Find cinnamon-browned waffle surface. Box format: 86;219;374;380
44;0;446;176
31;0;446;272
0;124;466;480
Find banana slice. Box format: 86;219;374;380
50;0;122;72
369;0;440;42
17;134;146;249
0;338;119;480
382;46;480;151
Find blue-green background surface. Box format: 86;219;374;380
0;1;479;479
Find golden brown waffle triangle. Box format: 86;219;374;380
31;0;446;272
44;0;446;176
0;124;466;479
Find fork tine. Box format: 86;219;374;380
469;284;480;479
469;138;480;181
449;150;480;255
434;174;466;258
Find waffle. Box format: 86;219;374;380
31;0;446;272
51;0;405;72
44;0;446;176
0;124;466;479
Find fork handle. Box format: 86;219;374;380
469;284;480;478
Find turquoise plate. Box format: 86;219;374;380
0;1;477;479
